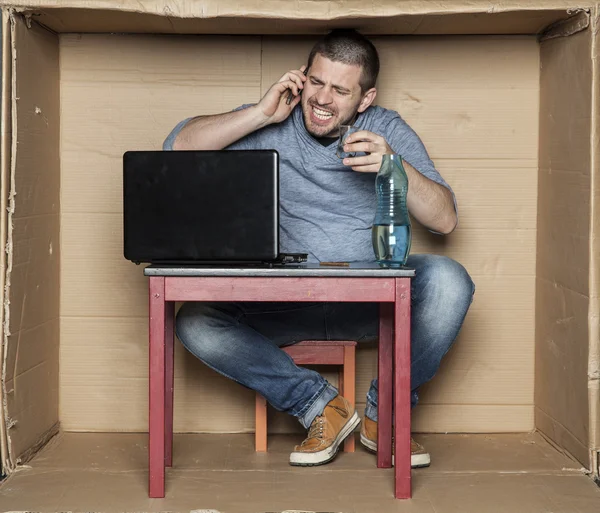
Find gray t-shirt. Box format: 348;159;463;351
163;104;456;263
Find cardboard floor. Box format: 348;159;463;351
1;432;599;512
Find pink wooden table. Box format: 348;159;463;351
144;263;414;499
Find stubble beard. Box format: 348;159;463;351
302;98;360;138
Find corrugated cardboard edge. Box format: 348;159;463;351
0;8;16;473
0;0;589;18
0;8;10;474
590;4;600;480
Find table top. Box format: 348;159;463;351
143;262;415;278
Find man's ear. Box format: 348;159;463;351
358;88;377;113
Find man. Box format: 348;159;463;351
163;29;475;468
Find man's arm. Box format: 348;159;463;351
170;66;308;151
172;107;268;151
399;161;457;235
343;131;458;235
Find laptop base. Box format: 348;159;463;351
132;253;309;268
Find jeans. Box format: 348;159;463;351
175;254;475;429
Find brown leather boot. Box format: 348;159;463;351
289;395;360;466
360;416;431;468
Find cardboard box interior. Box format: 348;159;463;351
0;1;598;482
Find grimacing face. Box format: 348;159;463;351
300;54;377;138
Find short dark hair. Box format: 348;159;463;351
307;29;380;92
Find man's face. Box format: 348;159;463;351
301;54;368;138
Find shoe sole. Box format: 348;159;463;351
289;411;361;466
359;433;431;469
360;433;377;453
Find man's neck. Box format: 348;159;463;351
313;135;337;147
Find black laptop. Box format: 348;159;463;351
123;150;306;266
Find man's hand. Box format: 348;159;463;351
342;130;458;234
257;65;307;126
341;130;393;172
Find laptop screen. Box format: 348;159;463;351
123;150;279;264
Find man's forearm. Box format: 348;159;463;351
404;162;458;234
172;105;269;150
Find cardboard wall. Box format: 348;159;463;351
59;33;539;434
535;26;592;466
2;14;60;465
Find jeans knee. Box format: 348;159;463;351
413;254;475;306
175;302;237;359
440;256;474;300
175;302;196;341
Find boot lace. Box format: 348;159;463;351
306;416;325;442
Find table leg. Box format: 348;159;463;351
378;303;393;468
165;301;175;467
149;277;166;498
394;278;411;499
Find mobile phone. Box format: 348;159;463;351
286;66;308;105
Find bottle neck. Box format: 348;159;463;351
379;153;402;176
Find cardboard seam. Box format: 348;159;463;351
589;5;600;455
259;35;264;98
537;275;590;299
13;421;58;466
536;408;591;467
538;8;590;40
536;404;589;453
12;467;591;477
27;12;56;36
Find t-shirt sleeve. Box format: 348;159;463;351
161;104;263;151
383;114;459;231
162;117;192;150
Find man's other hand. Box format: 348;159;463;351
341;130;393;172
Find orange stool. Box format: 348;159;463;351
255;340;357;453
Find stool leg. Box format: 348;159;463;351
255;394;268;452
343;345;356;452
338;368;348;451
165;301;175;467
